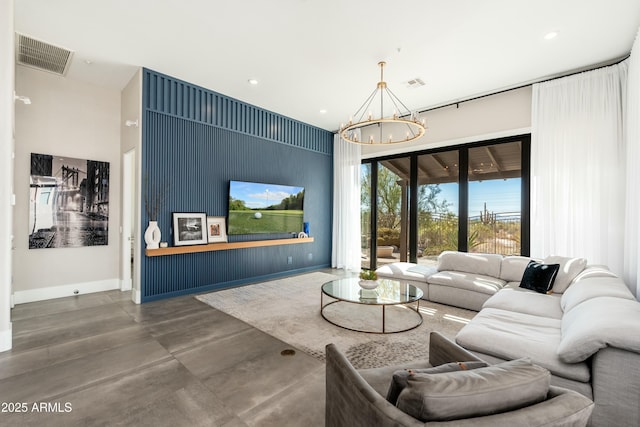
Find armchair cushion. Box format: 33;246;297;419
386;361;488;405
396;358;550;422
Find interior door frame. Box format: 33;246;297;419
121;149;136;294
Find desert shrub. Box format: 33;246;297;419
376;227;400;247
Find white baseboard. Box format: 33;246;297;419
12;279;120;305
120;278;132;291
132;288;141;304
0;325;12;352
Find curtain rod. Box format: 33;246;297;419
417;54;631;114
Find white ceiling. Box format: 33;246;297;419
13;0;640;132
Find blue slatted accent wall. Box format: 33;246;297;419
141;69;333;302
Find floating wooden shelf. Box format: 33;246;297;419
145;237;314;257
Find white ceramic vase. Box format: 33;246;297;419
144;220;161;249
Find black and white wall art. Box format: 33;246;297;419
172;212;208;246
29;153;110;249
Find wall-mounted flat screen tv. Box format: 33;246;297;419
228;180;304;235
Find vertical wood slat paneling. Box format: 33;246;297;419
141;69;333;301
141;112;332;299
142;68;332;155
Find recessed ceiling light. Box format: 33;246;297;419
84;60;93;65
319;109;327;114
544;31;558;40
248;79;258;85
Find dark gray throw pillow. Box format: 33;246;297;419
386;361;488;405
396;358;550;422
519;260;560;294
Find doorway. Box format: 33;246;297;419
121;149;136;296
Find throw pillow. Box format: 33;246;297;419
386;361;488;405
519;261;560;294
396;358;550;422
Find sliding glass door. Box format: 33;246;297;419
361;135;530;269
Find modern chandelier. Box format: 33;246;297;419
340;61;426;145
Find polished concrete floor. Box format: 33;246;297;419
0;273;345;426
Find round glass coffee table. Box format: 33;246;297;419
321;277;423;334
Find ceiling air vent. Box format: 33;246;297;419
15;33;74;76
405;78;426;88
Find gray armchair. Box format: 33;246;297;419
325;332;594;426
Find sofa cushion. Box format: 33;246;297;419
559;297;640;363
386;361;488;405
561;276;635;313
437;251;503;278
499;255;534;282
396;358;550;422
543;256;587;293
375;262;435;283
504;281;524;289
483;287;563;319
456;308;590;382
428;271;506;295
519;261;560;294
571;265;618;283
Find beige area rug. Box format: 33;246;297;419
196;272;476;369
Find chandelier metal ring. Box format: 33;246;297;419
340;61;427;145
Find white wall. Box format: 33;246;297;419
361;86;532;158
0;0;15;352
12;66;121;303
121;70;142;154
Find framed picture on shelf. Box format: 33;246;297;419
206;216;228;243
172;212;208;246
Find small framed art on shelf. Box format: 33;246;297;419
207;216;228;243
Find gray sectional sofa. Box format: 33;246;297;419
376;251;547;311
375;251;640;426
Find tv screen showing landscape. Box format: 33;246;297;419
228;180;304;235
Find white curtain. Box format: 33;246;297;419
332;134;362;271
625;27;640;297
531;62;628;276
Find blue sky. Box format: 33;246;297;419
229;181;304;209
437;178;521;215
